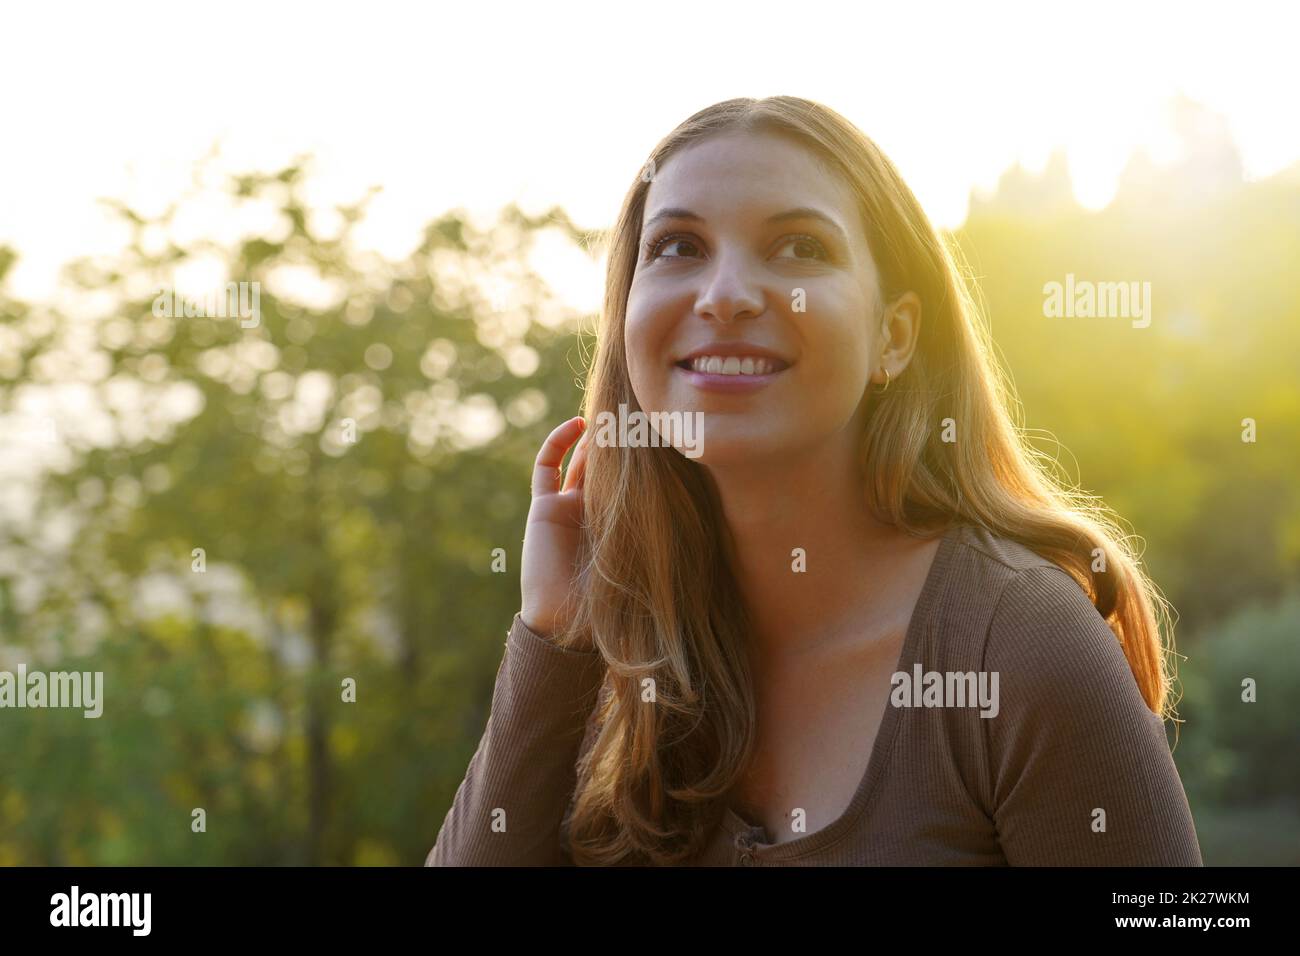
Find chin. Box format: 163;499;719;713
676;430;788;469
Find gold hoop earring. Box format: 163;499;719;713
872;367;891;394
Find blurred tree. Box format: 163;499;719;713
1175;590;1300;864
1;161;596;864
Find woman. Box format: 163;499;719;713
427;96;1202;866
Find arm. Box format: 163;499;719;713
983;565;1203;866
426;613;606;866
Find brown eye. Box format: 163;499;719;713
647;234;703;260
772;235;829;261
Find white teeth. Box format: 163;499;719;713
689;355;777;375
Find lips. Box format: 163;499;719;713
673;342;793;374
671;354;791;395
680;355;779;376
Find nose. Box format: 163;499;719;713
693;246;765;325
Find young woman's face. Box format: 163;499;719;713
625;129;885;468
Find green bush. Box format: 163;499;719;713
1173;589;1300;863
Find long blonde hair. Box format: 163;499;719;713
562;96;1177;866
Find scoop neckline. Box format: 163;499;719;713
720;521;966;861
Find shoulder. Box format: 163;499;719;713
937;523;1144;712
921;523;1076;663
983;561;1132;699
948;530;1157;735
931;523;1065;623
945;532;1199;864
949;522;1062;577
942;522;1110;648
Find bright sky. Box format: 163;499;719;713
1;0;1296;312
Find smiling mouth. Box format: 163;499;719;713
674;355;792;376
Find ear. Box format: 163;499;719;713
877;291;922;380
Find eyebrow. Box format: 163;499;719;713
642;206;849;245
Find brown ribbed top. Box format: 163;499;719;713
426;522;1203;866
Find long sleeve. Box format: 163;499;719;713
426;612;606;866
982;565;1203;866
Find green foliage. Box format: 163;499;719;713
1175;592;1300;806
1;162;591;864
1173;590;1300;864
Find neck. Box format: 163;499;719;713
704;423;908;659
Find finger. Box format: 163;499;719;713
561;427;592;494
532;417;586;498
